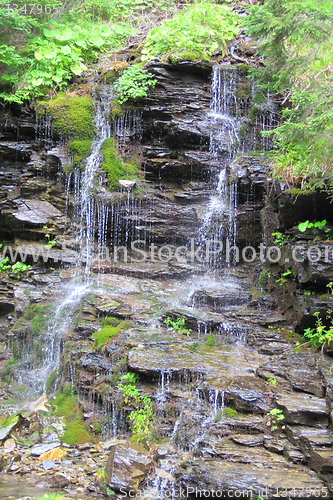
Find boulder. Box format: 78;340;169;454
105;440;151;492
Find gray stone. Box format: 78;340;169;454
42;460;57;471
276;393;329;426
106;441;151;492
30;442;60;456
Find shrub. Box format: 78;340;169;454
114;65;156;103
142;2;238;62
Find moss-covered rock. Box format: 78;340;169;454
101;138;140;191
67;139;93;168
45;369;57;394
92;317;131;350
61;416;91;445
37;96;95;140
51;385;93;445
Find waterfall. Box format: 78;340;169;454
198;66;241;268
76;86;114;277
12;87;117;399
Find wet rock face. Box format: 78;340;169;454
1;58;333;499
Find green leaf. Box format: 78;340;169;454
90;35;105;47
54;27;73;41
61;45;71;55
42;28;53;38
71;63;87;76
111;24;127;35
43;48;55;60
31;77;43;86
74;37;87;48
34;50;43;61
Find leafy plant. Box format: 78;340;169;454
268;378;278;385
327;282;333;294
118;373;155;439
304;311;333;348
275;269;292;287
267;408;285;431
272;232;290;246
0;253;11;273
35;493;66;500
0;245;31;277
0;0;136;103
114;64;156;103
11;261;31;277
165;316;192;337
142;2;238;62
43;226;57;249
298;220;329;233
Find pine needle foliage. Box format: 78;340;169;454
244;0;333;192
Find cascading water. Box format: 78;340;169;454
12;87;117;399
75;86;114;277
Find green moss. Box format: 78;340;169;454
93;325;119;350
51;385;92;445
187;343;199;353
23;302;42;320
175;51;206;61
61;416;91;445
224;407;238;418
205;334;216;346
90;420;102;434
102;70;118;84
103;316;120;327
23;289;30;296
37;96;95;140
32;306;53;336
53;385;78;419
101;138;140;191
68;140;92;168
287;188;313;197
1;358;17;381
45;369;57;394
259;271;268;289
93;319;131;350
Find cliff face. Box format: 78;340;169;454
0;59;332;498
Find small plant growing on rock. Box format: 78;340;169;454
298;220;329;234
43;226;57;249
303;311;333;348
165;316;192;337
119;373;155;440
275;269;292;287
272;232;290;246
114;65;156;103
267;408;285;431
11;261;31;278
